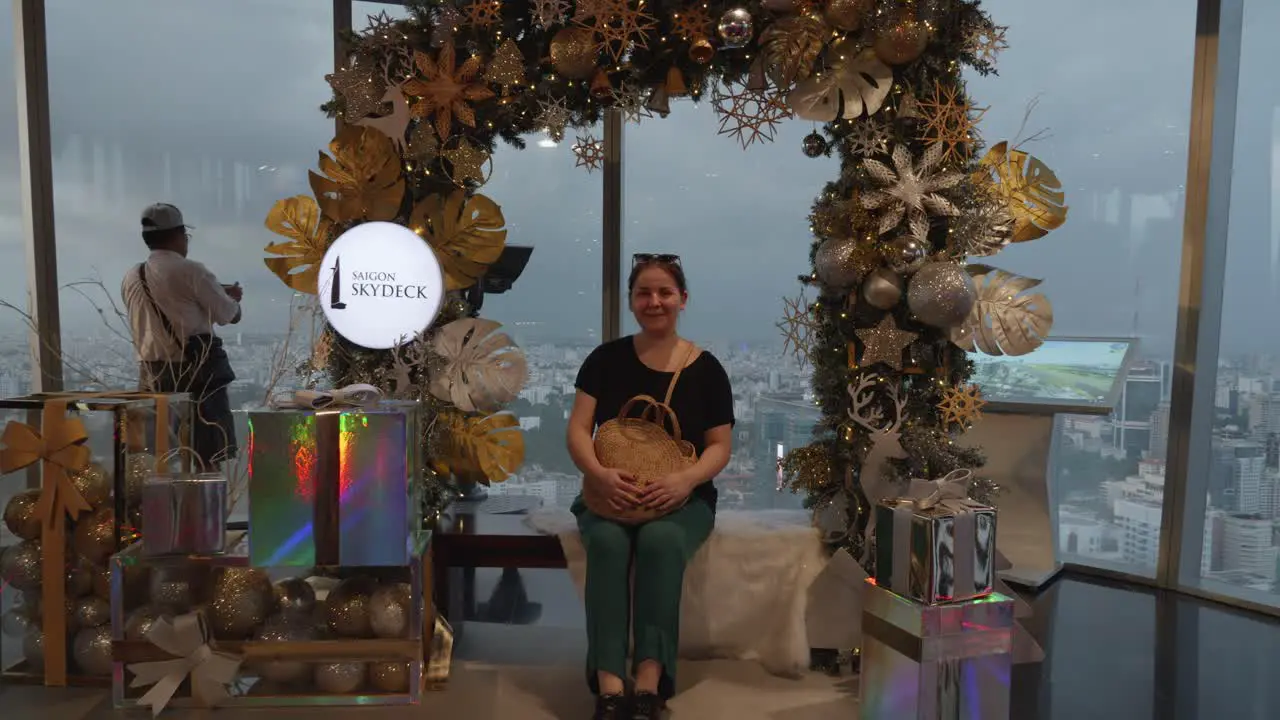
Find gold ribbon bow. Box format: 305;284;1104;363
0;407;93;526
128;613;241;716
905;468;976;511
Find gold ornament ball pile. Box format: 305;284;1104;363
326;576;378;638
70;462;112;509
253;614;316;685
66;559;94;598
3;490;43;541
210;568;274;640
1;541;44;592
74;596;112;629
369;583;412;639
72;508;116;565
549;27;598;80
874;11;931;65
315;662;367;694
369;662;410;693
72;626;115;676
150;567;198;612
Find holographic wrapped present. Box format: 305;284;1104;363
247;402;423;567
873;470;996;605
859;578;1013;720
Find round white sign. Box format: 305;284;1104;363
317;221;446;349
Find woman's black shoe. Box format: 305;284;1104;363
630;691;662;720
592;693;627;720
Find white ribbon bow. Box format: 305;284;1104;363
269;383;383;410
905;468;977;511
127;613;242;716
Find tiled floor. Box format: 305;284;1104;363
4;569;1280;719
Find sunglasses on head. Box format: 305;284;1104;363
632;253;681;268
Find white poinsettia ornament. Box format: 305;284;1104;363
429;318;528;413
861;142;964;242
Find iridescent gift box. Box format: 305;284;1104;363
859;578;1013;720
873;497;996;605
247;402;422;567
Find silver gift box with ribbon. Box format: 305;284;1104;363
873;470;996;605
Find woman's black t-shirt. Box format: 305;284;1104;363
574;336;736;508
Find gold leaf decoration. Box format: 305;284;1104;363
263;195;332;294
434;411;525;484
409;190;507;291
787;42;892;122
950;265;1054;357
760;15;827;88
429;318;528;413
307;124;405;223
977;141;1069;242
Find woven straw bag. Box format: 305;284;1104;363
592;345;698;523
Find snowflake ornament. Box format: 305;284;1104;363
533;0;572;28
968;23;1009;66
938;384;987;427
573;133;605;172
611;84;653;125
861;143;964;241
535;96;572;142
846;119;891;158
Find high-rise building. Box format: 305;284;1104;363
1209;437;1266;514
752;394;821;509
1116;361;1166;460
1217;513;1278;583
1149;401;1171;459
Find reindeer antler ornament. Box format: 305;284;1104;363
846;372;909;562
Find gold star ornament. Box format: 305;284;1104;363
572;134;605;172
854;315;918;371
938;383;987;427
442;139;491;187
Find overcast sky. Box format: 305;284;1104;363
0;0;1275;357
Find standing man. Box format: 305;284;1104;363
121;203;243;470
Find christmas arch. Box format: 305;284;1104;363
262;0;1068;562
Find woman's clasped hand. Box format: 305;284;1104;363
583;469;693;515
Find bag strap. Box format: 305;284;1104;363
137;262;184;351
662;341;699;406
617;394;684;442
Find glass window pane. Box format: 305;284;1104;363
1183;1;1280;607
46;1;334;521
968;0;1195;578
624;106;836;511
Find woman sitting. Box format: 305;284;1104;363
566;254;735;719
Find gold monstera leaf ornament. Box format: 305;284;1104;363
429;318;529;414
951;265;1054;357
263;195;332;294
411;190;507;290
308;124;405;224
434;411;525;484
977;141;1069;242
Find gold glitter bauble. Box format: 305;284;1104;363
209;568;274;640
72;507;116;565
315;662;367;694
369;661;411;693
72;626;115;676
274;578;317;617
369;583;412;639
67;558;94;598
874;12;931;65
92;565;112;600
125;453;156;505
325;576;377;638
70;461;112;509
824;0;872;32
550;27;599;80
3;490;43;541
74;596;111;629
149;567;199;612
906;261;976;328
253;614;316;685
124;606;166;641
0;541;43;592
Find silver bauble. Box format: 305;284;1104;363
2;608;33;638
69;461;112;510
22;626;44;668
72;625;115;676
274;578;317;617
369;583;412;639
253;614;316;685
814;236;866;289
369;661;411;693
149;567;197;611
861;268;905;310
74;596;112;629
717;8;754;48
124;606;166;640
315;662;366;694
907;262;977;328
885;236;929;275
1;541;44;592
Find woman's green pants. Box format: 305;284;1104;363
572;496;714;700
